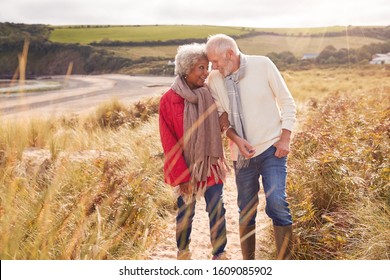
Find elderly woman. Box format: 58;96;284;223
159;43;228;260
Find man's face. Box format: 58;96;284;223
207;50;235;77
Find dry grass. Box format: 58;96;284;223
0;66;389;259
237;35;383;58
0;97;174;259
288;72;390;259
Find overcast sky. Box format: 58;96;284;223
1;0;389;28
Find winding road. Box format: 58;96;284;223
0;74;173;119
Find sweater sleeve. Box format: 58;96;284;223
159;95;191;187
207;71;229;116
266;58;297;131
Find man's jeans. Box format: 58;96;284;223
176;183;227;256
234;145;292;227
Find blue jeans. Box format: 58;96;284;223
234;145;292;227
176;183;227;256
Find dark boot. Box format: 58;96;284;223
273;225;293;260
239;224;256;260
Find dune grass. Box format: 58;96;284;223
282;66;390;103
0;97;174;260
237;35;384;57
287;67;389;259
0;66;389;259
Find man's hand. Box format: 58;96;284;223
236;137;256;158
224;126;256;159
274;129;292;158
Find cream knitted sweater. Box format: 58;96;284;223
207;54;297;161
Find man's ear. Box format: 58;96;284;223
226;48;234;59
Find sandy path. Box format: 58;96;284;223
147;173;274;260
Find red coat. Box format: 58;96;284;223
159;88;221;187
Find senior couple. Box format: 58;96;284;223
159;34;296;260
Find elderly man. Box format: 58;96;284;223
206;34;296;260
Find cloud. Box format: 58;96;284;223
0;0;388;27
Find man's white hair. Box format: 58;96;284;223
174;43;207;76
205;34;240;56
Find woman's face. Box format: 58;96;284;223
185;58;209;89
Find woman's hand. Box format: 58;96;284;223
219;112;230;132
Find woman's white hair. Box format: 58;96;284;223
174;43;207;76
205;34;240;56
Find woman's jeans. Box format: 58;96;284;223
176;183;227;256
234;145;292;227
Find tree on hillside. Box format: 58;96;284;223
316;45;337;64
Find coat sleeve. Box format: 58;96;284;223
159;95;191;187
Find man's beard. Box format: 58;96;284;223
221;59;235;77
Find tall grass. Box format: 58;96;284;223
288;84;389;259
237;35;383;58
0;67;389;259
0;97;173;259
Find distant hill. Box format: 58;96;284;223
0;23;136;78
0;23;389;78
49;24;390;44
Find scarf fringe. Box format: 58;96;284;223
235;154;250;170
176;157;230;205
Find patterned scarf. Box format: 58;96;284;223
224;54;250;169
172;76;227;203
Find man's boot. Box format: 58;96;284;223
177;249;192;260
239;224;256;260
273;225;293;260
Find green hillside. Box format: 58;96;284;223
50;25;250;44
